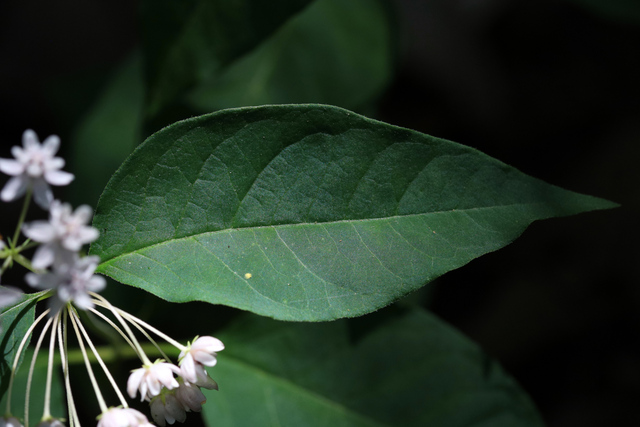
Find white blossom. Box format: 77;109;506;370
36;419;65;427
174;379;207;413
0;416;24;427
179;336;223;384
97;408;154;427
128;360;181;401
23;200;99;269
150;391;187;426
25;255;105;313
0;130;74;209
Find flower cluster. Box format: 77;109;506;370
130;335;224;426
0;131;224;427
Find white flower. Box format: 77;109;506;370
0;416;23;427
23;200;99;269
0;130;74;209
150;390;187;426
128;360;181;401
0;417;23;427
179;336;224;383
174;379;207;413
25;255;106;313
36;419;65;427
0;240;5;250
97;408;154;427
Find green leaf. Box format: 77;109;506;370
90;104;616;321
0;349;65;426
187;0;394;113
140;0;315;116
0;291;47;402
202;308;545;426
69;51;144;207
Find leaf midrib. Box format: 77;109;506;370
97;202;543;266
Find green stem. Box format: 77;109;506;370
43;313;60;420
12;253;37;273
5;309;50;415
25;316;54;427
11;187;32;249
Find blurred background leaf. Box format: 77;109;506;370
203;307;545;427
187;0;394;113
0;349;65;427
140;0;315;116
69;51;145;208
0;292;44;402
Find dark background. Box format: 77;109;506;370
1;0;637;425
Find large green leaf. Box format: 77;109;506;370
202;308;545;426
90;104;615;321
0;291;47;401
187;0;393;113
140;0;315;116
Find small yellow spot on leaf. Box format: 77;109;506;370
244;273;252;279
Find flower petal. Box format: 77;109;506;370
78;226;100;243
87;275;106;293
127;368;146;399
31;243;56;270
74;205;94;223
32;179;53;209
0;158;24;176
1;176;28;202
195;336;225;352
179;354;197;383
194;353;217;367
44;170;74;186
23;129;39;149
45;157;65;170
22;221;57;242
42;135;60;155
73;292;94;310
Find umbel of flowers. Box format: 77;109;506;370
0;130;224;427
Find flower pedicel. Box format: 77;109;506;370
0;130;223;427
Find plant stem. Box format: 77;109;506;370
10;187;32;249
58;311;80;427
68;308;108;413
89;292;152;366
25;316;54;427
105;301;187;352
43;313;60;420
5;309;50;415
73;309;129;408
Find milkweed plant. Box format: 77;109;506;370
0;1;618;427
0;131;223;427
